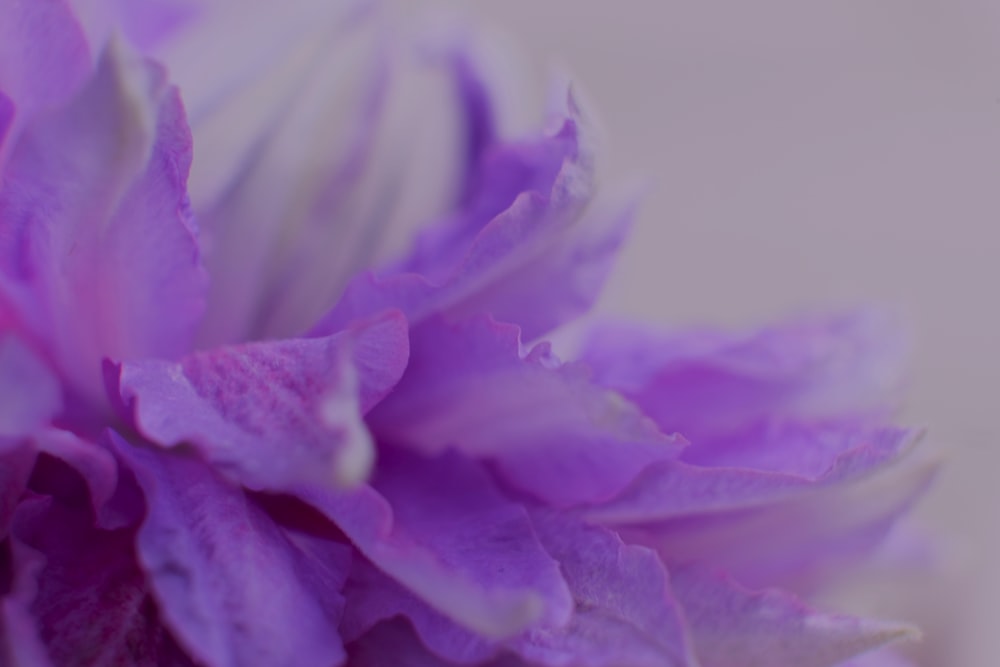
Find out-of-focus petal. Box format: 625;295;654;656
306;449;572;640
587;425;920;523
1;540;51;667
670;568;918;667
117;440;349;667
368;316;681;506
581;309;906;454
113;0;200;50
33;429;117;516
119;311;407;492
0;41;207;403
316;88;624;339
192;6;391;344
0;335;61;538
0;92;14;157
11;498;195;666
341;557;501;663
0;336;61;438
0;0;98;135
0;445;34;538
347;618;527;667
839;650;917;667
147;0;372;196
605;445;938;591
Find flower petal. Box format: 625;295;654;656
0;0;94;123
368;316;681;506
306;448;572;640
342;512;698;667
193;7;391;344
581;309;906;453
347;618;526;667
0;40;207;402
0;336;61;439
33;429;118;515
316;88;625;338
117;439;349;667
670;568;918;667
587;424;921;523
341;557;501;664
605;445;938;591
0;445;35;538
517;513;697;667
11;498;195;666
1;540;52;667
0;92;13;156
119;311;407;491
840;651;917;667
149;0;373;207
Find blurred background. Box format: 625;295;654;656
408;1;997;664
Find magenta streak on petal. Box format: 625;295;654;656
120;311;408;493
11;497;193;666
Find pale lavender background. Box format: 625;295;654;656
411;1;998;664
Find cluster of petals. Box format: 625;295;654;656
0;1;934;666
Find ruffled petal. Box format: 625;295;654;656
581;309;906;453
11;498;195;666
603;443;938;591
316;88;625;339
670;568;918;667
119;311;407;491
368;316;680;506
516;513;697;667
307;449;572;640
0;40;207;403
342;512;697;667
117;439;349;667
587;425;920;523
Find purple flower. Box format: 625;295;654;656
0;2;934;666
